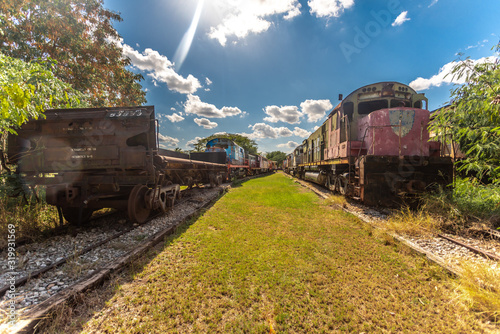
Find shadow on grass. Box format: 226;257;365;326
35;191;226;334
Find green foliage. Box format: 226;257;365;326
265;151;286;166
431;42;500;182
451;178;500;219
0;52;88;134
0;0;146;107
193;133;258;154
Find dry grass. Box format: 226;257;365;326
385;206;443;237
453;261;500;323
324;194;347;209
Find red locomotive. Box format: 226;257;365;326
285;82;453;206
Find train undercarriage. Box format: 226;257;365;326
290;155;453;206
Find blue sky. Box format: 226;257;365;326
103;0;500;153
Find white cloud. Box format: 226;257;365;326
112;38;201;94
194;117;218;129
465;39;488;50
300;99;333;123
264;105;302;124
208;0;302;46
243;123;292;139
392;11;410;27
308;0;354;18
184;94;243;118
293;127;311;138
409;56;498;91
186;136;203;149
166;112;185;123
428;0;438;8
278;141;299;150
244;124;311;139
158;133;179;147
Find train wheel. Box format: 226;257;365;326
62;207;94;225
334;176;347;195
128;185;151;223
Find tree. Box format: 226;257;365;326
431;42;500;183
0;52;89;137
193;134;258;154
0;0;146;107
265;151;287;166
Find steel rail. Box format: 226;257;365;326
0;191;191;298
438;234;500;262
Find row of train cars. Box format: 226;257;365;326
5;106;276;224
5;81;453;224
282;81;453;206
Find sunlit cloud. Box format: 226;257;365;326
277;141;299;150
112;38;201;94
166;112;185;123
194;117;218;129
184;94;243;118
300;99;332;122
308;0;354;18
292;127;311;138
186;136;203;149
208;0;302;46
409;56;498;91
264;105;302;124
158;133;180;147
173;0;205;71
243;123;311;139
428;0;438;8
392;11;410;27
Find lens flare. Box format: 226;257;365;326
173;0;205;71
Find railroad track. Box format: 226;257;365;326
0;209;119;254
284;172;500;275
0;185;228;332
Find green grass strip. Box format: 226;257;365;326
82;173;489;333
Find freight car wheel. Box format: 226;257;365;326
128;185;151;223
62;207;94;225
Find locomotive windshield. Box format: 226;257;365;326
358;100;388;115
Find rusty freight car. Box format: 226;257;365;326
7;106;227;223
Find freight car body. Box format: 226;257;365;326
7;106;227;223
290;82;453;206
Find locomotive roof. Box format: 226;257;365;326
329;81;422;117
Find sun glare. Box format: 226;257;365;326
173;0;205;71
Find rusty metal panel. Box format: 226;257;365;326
8;106;155;173
357;108;430;157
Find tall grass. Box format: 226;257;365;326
0;172;60;244
454;262;500;323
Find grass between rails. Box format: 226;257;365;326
65;174;491;333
